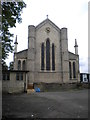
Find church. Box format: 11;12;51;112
13;17;80;88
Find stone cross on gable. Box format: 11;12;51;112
46;15;48;19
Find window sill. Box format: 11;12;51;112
70;78;77;80
39;71;56;73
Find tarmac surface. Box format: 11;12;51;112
2;89;88;119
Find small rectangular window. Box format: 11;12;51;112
7;74;10;80
3;73;10;81
16;73;19;80
16;73;23;80
21;73;23;80
3;74;6;80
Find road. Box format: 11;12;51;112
2;89;88;119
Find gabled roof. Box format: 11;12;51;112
16;49;28;54
36;18;60;32
68;51;79;56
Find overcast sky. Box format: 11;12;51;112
6;0;89;73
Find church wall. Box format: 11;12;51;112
14;58;27;70
34;23;62;83
27;25;36;83
27;72;35;83
35;23;61;72
69;52;80;82
14;50;27;70
60;28;69;83
34;72;62;83
12;19;80;91
14;19;80;85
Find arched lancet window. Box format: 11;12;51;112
18;60;21;70
69;62;72;79
52;43;55;70
46;38;50;70
73;62;76;78
22;60;26;70
41;43;44;70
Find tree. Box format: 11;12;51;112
2;61;8;70
9;61;14;70
1;1;26;66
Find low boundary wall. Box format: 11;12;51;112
34;82;89;92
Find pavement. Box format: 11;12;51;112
2;89;88;119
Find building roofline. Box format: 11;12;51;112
68;51;79;56
36;18;60;32
15;49;28;54
2;70;29;73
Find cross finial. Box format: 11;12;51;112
46;15;48;19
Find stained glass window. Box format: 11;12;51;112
22;60;26;70
46;39;50;70
18;60;21;70
41;43;44;70
52;43;55;70
69;62;72;79
73;62;76;78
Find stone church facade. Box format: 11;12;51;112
14;18;80;86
